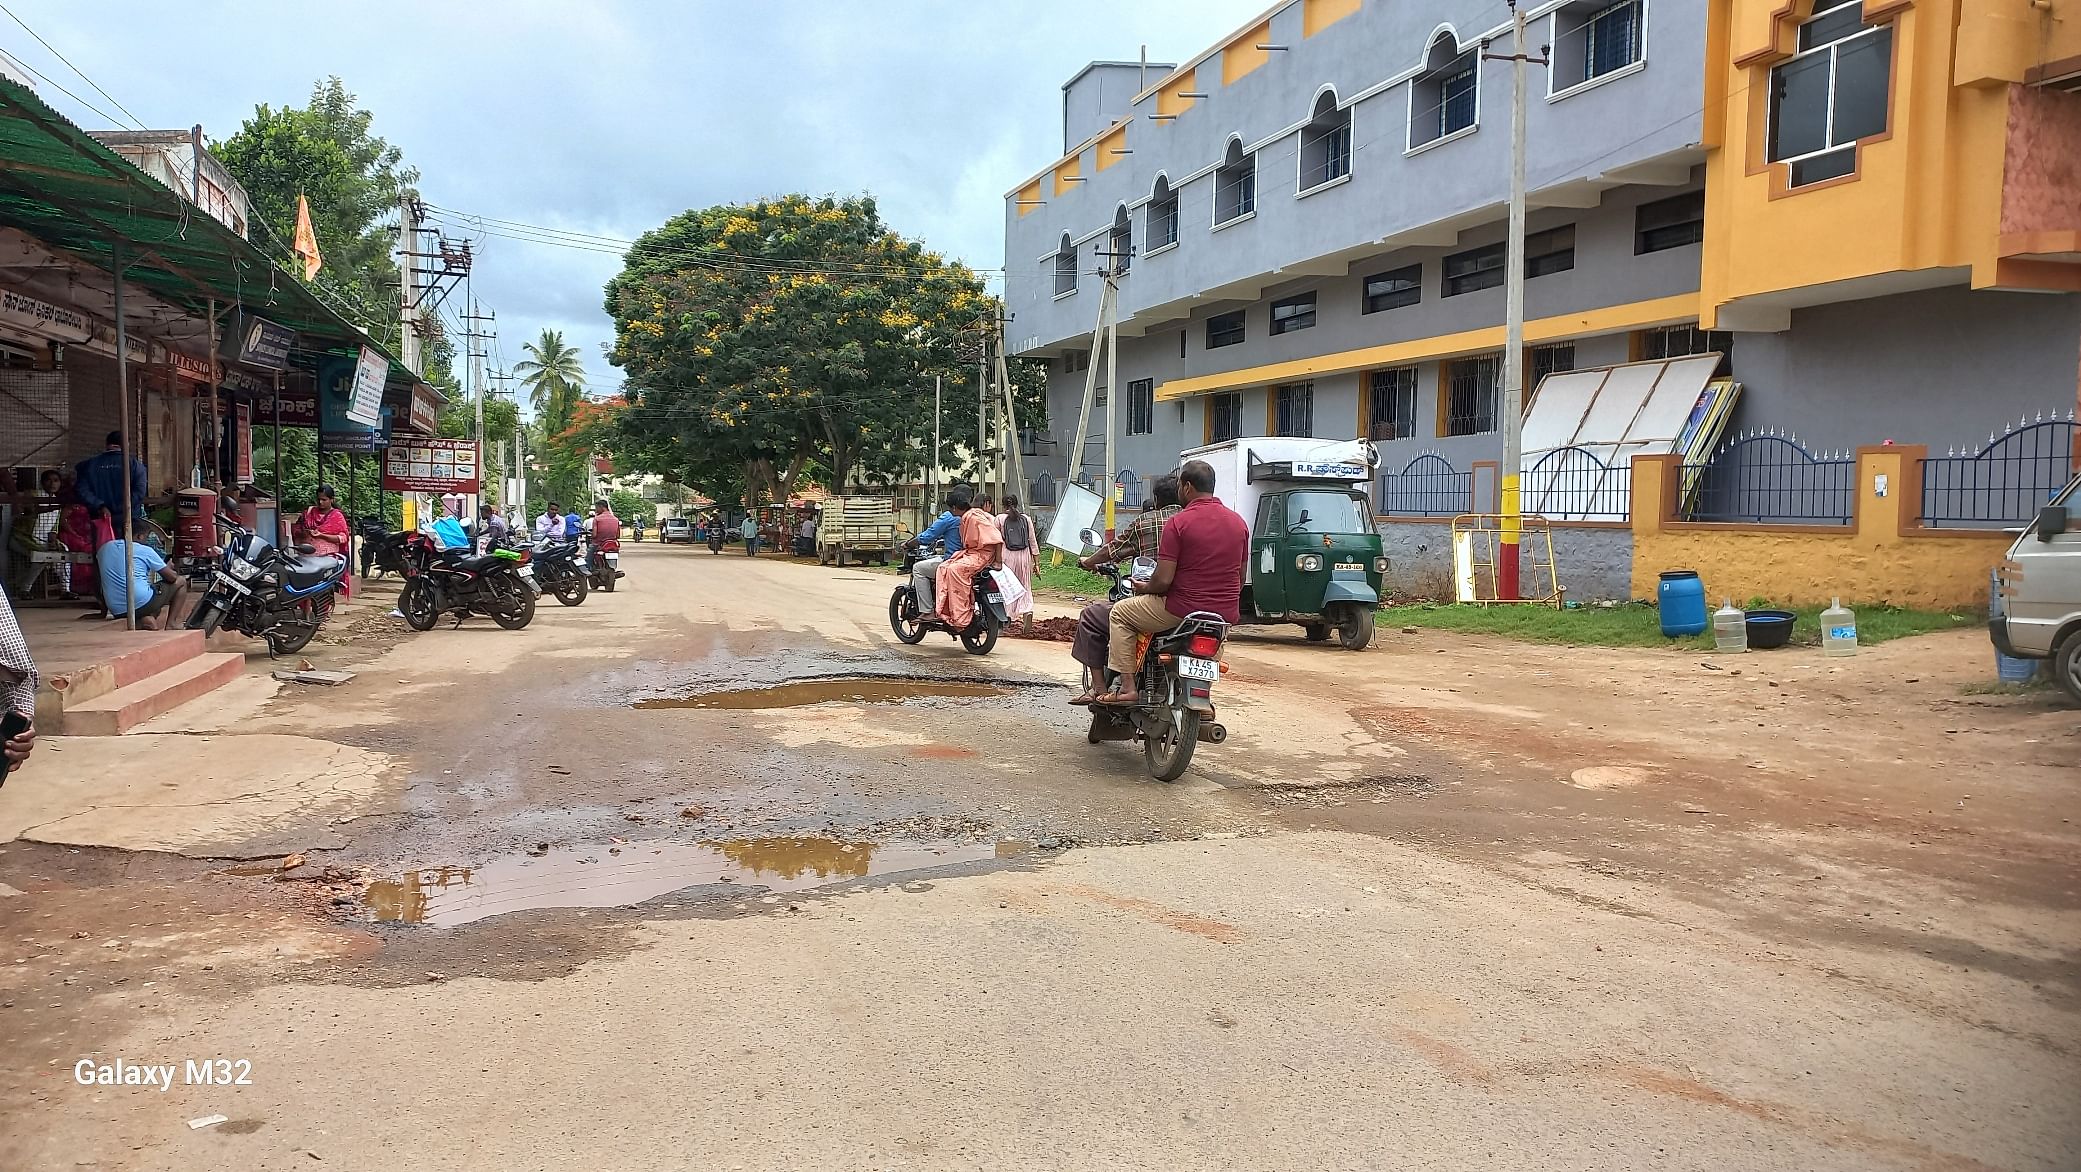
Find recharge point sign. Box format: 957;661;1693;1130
345;345;387;427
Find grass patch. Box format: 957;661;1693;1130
1031;556;1112;599
1959;676;2051;696
1386;601;1978;650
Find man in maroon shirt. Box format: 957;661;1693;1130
1096;458;1249;706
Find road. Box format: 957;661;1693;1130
2;542;2076;1170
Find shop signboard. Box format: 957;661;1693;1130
383;437;480;494
346;344;387;426
406;382;441;434
165;347;213;385
0;285;94;343
247;390;318;428
235;403;253;482
223;313;293;371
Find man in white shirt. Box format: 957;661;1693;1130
535;503;563;540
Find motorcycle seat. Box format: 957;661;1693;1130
440;553;504;574
279;552;345;588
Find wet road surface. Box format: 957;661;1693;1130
2;543;2076;1170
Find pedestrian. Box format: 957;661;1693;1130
297;485;352;597
740;512;760;556
996;494;1037;633
0;583;33;779
479;504;508;552
96;527;189;631
73;431;147;524
536;502;562;541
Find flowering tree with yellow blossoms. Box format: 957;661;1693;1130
604;194;1009;505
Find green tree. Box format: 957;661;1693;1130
603;195;994;504
514;329;588;436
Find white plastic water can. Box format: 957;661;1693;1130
1714;598;1748;653
1822;597;1858;656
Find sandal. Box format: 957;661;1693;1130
1067;691;1097;706
1093;690;1139;707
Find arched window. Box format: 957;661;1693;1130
1214;138;1256;226
1300;90;1352;190
1108;205;1132;274
1411;32;1479;148
1146;176;1179;253
1053;233;1077;297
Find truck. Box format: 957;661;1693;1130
817;496;900;567
1179;436;1386;650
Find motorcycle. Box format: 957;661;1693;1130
185;512;348;657
397;532;539;631
1075;531;1230;782
359;521;413;582
587;535;621;592
531;538;590;606
889;546;1008;656
708;527;725;555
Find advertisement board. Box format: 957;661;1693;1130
346;345;388;426
383;437;480;494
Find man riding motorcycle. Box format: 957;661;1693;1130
1090;459;1248;707
906;486;969;617
1069;473;1181;705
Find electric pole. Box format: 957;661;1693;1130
977;335;989;501
398;195;422;375
460;293;496;518
1485;0;1543;600
931;374;943;510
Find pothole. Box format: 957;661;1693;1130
1249;775;1439;806
633;675;1023;711
361;836;1026;928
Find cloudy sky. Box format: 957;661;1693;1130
6;0;1267;410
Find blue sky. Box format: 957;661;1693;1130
4;0;1267;407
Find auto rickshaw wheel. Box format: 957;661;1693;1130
1336;605;1376;651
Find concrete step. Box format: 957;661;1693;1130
60;653;246;736
44;630;207;706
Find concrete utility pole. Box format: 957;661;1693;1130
398;195;421;375
1486;1;1544;600
978;338;989;500
931;374;943;508
461;294;496;517
1065;261;1120;540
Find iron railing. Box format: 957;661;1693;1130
1920;417;2076;528
1376;453;1472;517
1680;433;1855;525
1522;445;1630;521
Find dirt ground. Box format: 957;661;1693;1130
0;543;2074;1170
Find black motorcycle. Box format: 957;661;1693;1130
1081;607;1230;783
532;538;589;606
359;520;412;582
889;547;1007;655
398;532;538;631
185;513;347;657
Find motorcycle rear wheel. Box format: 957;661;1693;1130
491;583;537;630
1143;680;1200;783
959;610;1001;656
599;565;617;593
400;580;439;632
889;589;927;644
268;596;331;656
551;568;588;606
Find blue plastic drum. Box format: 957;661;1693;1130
1657;570;1709;638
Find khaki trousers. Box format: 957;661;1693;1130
1107;593;1183;675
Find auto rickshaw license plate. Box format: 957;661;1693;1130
1334;562;1363;572
1178;656;1218;682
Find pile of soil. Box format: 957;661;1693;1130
1009;617;1077;643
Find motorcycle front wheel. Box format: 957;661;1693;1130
959;610;1001;656
491;580;537;630
889;589;928;644
551;567;588;606
1143;679;1201;783
400;580;439;632
186;597;227;637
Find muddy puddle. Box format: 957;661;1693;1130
635;676;1008;711
363;836;1023;928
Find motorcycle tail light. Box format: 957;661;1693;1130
1188;634;1220;658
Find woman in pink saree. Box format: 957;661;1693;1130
934;494;1003;629
296;484;352;597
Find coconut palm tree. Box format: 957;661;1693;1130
514;329;587;436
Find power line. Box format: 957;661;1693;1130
0;2;148;129
0;42;132;131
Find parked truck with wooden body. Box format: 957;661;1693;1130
817;496;900;566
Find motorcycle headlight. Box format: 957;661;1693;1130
1296;554;1324;573
228;557;262;581
1374;557;1390;575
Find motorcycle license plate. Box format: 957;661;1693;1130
214;572;252;597
518;565;536;579
1334;562;1364;573
1178;656;1218;682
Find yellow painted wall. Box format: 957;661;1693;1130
1016;180;1042;218
1700;0;2018;323
1304;0;1362;37
1629;451;2008;609
1053;156;1082;198
1095;123;1129;171
1223;21;1274;85
1157;67;1201;118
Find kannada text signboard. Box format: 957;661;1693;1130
383;437;480;494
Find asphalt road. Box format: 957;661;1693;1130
2;542;2075;1170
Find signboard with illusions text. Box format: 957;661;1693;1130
382;437;480;494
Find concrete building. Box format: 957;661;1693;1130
1003;0;2081;540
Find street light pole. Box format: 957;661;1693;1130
1496;0;1534;600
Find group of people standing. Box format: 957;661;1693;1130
909;488;1040;633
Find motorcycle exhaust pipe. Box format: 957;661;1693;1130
1198;723;1226;745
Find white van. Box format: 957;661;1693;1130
1992;473;2081;703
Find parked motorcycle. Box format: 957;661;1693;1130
1075;531;1229;782
359;521;412;582
185;512;348;657
531;538;590;606
398;532;539;631
889;547;1007;655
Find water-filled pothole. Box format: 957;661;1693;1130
633;675;1011;711
363;836;1022;927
